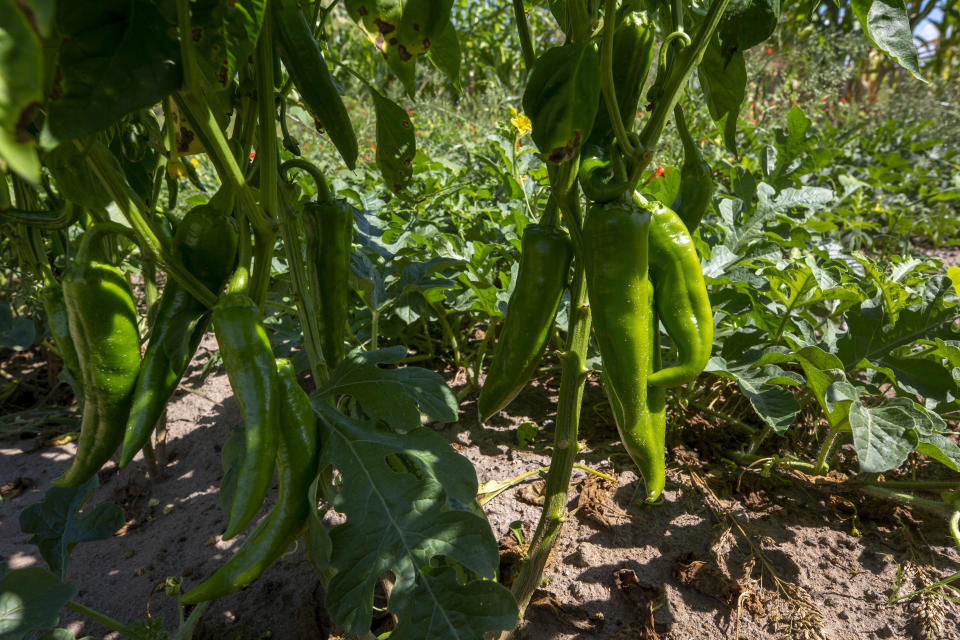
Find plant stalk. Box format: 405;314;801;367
501;253;592;629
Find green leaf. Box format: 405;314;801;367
705;353;802;434
427;21;461;92
318;347;458;432
849;0;922;80
522;42;601;163
191;0;265;91
18;476;125;581
836;275;959;404
370;88;416;194
0;564;78;640
389;567;519;640
848;397;922;473
718;0;780;54
46;0;182;142
0;0;48;182
313;405;517;637
304;474;331;571
697;35;746;155
721;183;834;256
42;143;113;211
0;304;35;352
914;431;960;472
793;346;849;428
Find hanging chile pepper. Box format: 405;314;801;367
644;195;714;388
302;196;354;368
670;105;714;233
478;201;573;423
119;204;239;468
583;197;666;501
212;269;281;540
180;358;319;604
53;225;142;487
273;0;358;168
41;282;84;396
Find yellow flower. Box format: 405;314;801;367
190;157;199;167
510;107;531;135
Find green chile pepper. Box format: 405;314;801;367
41;282;84;395
589;14;656;145
643;195;713;388
180;358;319;604
671;106;714;233
53;237;141;487
302;198;354;368
579;143;631;204
119;205;238;468
478;222;573;422
0;204;75;230
213;289;280;540
583;199;665;501
273;0;358;169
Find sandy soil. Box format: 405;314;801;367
2;330;959;640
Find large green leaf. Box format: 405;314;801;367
522;42;601;163
46;0;182;143
313;405;517;637
697;35;746;155
848;397;931;473
0;0;52;182
719;183;834;256
18;476;125;580
849;0;922;80
836;276;959;404
317;346;458;432
427;21;462;92
705;351;803;434
0;565;77;640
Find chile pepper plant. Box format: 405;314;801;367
0;1;957;639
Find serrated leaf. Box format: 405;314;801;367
46;0;182;142
722;183;834;255
849;0;922;80
522;42;600;163
313;405;515;637
704;353;802;433
370;88;415;193
0;565;78;640
318;347;458;431
18;476;125;580
697;35;746;155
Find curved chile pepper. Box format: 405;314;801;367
302;198;354;368
0;204;75;230
478;224;573;422
273;0;358;168
579;143;631;204
670;106;714;233
53;256;141;487
583;199;665;501
119;205;238;467
180;358;319;603
41;283;84;395
213;292;280;540
643;196;713;388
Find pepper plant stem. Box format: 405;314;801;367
634;0;732;176
813;423;846;476
512;0;536;71
66;601;145;639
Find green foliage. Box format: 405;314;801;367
18;476;125;580
0;564;78;640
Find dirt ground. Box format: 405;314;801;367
2;326;959;640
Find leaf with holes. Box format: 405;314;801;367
313;404;517;637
